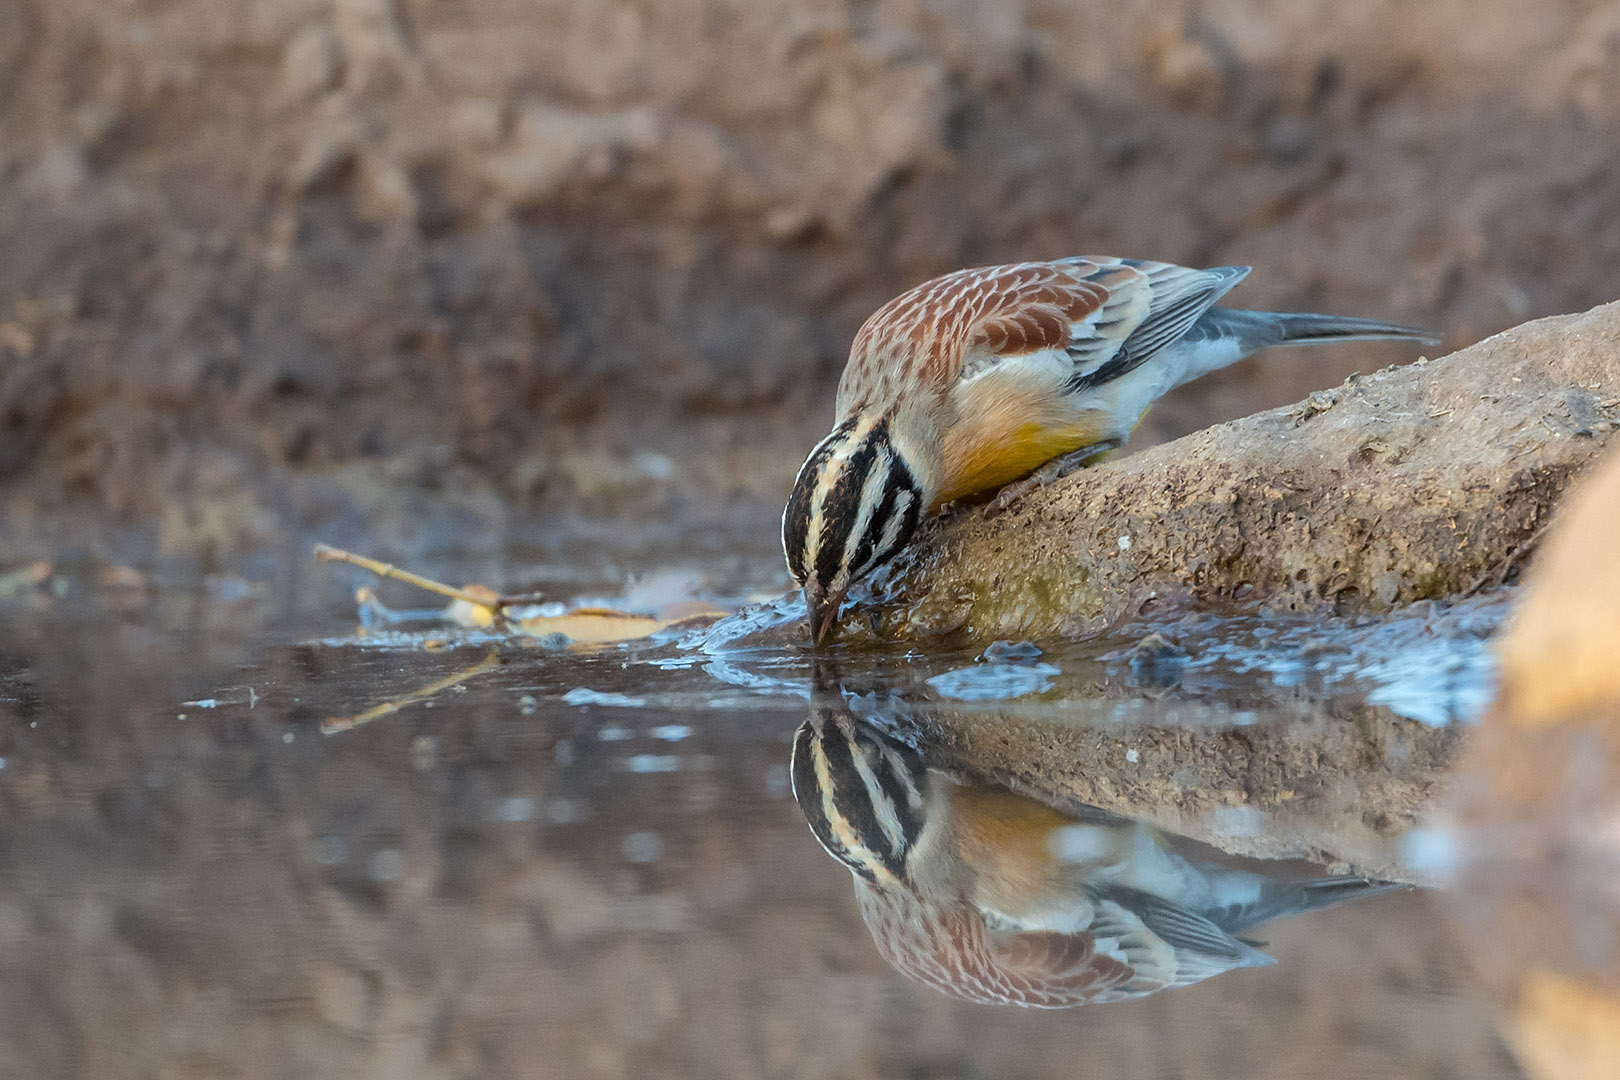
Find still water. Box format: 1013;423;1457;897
0;559;1526;1080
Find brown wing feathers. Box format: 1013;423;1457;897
843;261;1125;407
969;275;1110;355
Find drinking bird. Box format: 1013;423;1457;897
782;256;1437;644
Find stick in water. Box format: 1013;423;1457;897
312;543;543;616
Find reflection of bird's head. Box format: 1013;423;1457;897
789;707;1147;1008
790;708;930;889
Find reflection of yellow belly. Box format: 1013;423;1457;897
936;417;1106;506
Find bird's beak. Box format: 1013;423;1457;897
804;583;847;647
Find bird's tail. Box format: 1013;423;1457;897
1198;308;1440;352
1214;875;1406;935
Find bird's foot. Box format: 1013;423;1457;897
984;439;1121;518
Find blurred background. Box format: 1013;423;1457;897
6;5;1620;1078
2;0;1619;580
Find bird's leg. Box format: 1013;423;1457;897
985;439;1121;517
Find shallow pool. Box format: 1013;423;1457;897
0;562;1529;1079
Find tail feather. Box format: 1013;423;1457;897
1195;307;1440;353
1215;876;1406;935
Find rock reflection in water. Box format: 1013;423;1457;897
790;688;1396;1008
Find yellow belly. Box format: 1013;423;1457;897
935;417;1108;506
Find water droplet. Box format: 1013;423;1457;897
622;831;663;863
564;688;646;708
928;662;1059;701
982;640;1043;662
313;836;347;865
497;796;535;823
369;849;404;882
632;451;675;480
624;754;680;773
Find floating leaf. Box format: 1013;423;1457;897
317;543;727;646
513;607;718;644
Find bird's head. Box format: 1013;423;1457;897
790;708;929;890
781;415;925;646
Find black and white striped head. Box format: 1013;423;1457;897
790;710;929;889
782;416;925;645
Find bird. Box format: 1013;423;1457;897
790;704;1399;1008
781;256;1438;644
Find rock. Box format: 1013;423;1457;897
865;301;1620;645
902;695;1455;883
1494;444;1620;727
1431;446;1620;1080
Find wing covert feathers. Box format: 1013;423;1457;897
837;257;1253;412
841;260;1123;410
1067;263;1250;393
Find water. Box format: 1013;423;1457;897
0;568;1533;1079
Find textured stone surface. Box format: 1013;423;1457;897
869;301;1620;643
1435;446;1620;1080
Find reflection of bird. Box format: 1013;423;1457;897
781;257;1436;643
790;708;1396;1007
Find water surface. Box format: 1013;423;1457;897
0;565;1527;1079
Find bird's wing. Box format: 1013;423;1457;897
1084;882;1275;992
982;926;1139;1007
836;258;1250;414
951;257;1251;395
1064;259;1251;392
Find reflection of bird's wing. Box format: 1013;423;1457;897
972;886;1275;1005
1084;882;1276;994
857;881;1136;1008
858;878;1273;1007
982;926;1138;1007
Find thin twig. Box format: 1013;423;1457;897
313;543;543;615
